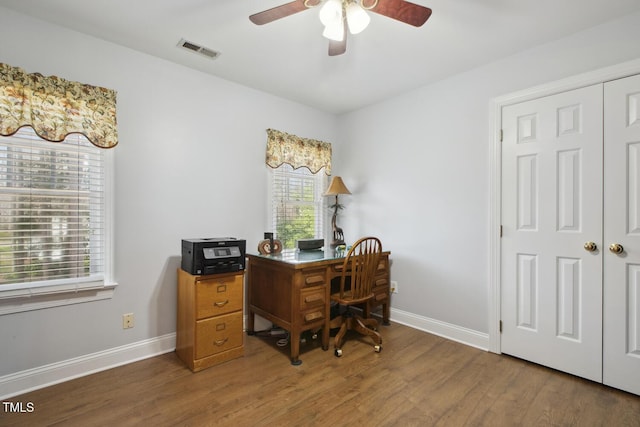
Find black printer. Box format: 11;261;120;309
181;238;246;275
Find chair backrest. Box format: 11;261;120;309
338;237;382;300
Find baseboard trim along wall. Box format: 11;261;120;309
1;311;488;400
0;333;176;400
390;308;490;351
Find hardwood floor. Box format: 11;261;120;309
2;323;639;426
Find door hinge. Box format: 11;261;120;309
500;225;503;237
499;320;503;333
500;129;503;142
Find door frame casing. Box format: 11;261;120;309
488;58;640;354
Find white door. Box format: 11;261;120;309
501;84;604;382
603;74;640;395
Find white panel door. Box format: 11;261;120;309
501;85;603;382
603;74;640;395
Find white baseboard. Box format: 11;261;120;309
1;312;487;400
390;308;490;351
0;333;176;400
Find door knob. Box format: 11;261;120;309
609;243;624;254
584;242;597;252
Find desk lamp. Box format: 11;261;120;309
324;176;351;248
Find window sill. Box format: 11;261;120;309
0;280;118;315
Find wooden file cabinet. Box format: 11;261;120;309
176;269;244;372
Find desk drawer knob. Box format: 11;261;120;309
305;275;325;286
214;300;229;307
304;294;323;303
304;312;324;323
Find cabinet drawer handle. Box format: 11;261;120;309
214;300;229;307
304;294;323;303
304;312;324;323
305;275;325;286
214;338;228;346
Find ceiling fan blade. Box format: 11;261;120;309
368;0;432;27
249;0;315;25
328;19;348;56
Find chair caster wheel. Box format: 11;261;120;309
374;345;382;353
335;348;343;357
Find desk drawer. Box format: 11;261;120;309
300;308;325;326
301;268;327;288
372;277;390;302
300;287;326;311
196;274;243;319
195;311;243;359
376;257;388;274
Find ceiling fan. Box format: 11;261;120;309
249;0;432;56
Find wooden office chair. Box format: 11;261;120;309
329;236;383;357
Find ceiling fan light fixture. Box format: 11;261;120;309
345;2;370;34
319;0;343;27
322;20;345;41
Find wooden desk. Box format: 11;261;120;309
246;249;391;365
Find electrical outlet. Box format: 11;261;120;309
122;313;134;329
390;281;398;294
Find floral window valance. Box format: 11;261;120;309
265;128;332;175
0;63;118;149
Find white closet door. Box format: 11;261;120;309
501;84;603;381
603;74;640;395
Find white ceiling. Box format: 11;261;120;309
2;0;640;114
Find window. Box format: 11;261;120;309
263;128;332;250
270;164;328;249
0;127;114;314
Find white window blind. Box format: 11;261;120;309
0;127;105;287
271;164;327;249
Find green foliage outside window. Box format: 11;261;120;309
276;205;316;249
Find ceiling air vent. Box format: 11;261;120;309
177;38;220;60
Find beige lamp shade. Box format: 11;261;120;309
324;176;351;196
